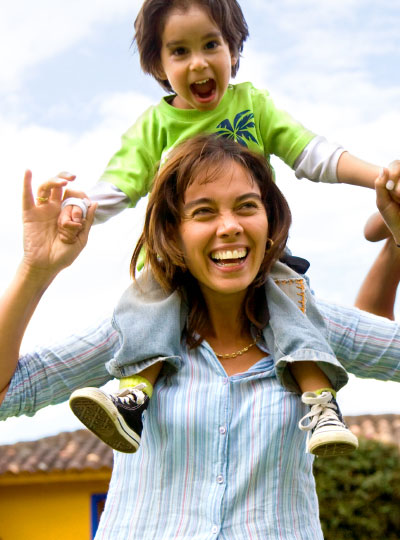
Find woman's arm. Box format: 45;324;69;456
354;237;400;320
317;298;400;382
320;168;400;380
0;171;96;402
0;318;117;418
354;168;400;319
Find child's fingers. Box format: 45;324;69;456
71;205;84;223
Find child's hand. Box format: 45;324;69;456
375;168;400;246
55;172;90;244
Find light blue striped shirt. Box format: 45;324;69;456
1;300;400;539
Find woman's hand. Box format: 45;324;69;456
375;168;400;246
21;170;96;278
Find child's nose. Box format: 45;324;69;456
190;52;208;71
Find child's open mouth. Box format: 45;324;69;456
190;79;216;102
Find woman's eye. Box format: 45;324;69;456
192;207;214;217
238;202;258;211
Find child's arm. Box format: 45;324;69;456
337;153;400;191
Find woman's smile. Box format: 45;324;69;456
210;246;249;267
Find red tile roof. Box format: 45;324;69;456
0;415;399;476
0;429;112;476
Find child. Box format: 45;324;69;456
66;0;399;455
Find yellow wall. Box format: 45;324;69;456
0;474;110;540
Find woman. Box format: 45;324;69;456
1;136;399;539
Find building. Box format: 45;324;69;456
0;415;399;539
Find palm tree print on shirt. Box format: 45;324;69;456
216;110;258;147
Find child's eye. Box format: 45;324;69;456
204;40;219;50
172;46;187;56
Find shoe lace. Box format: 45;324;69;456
116;383;147;406
298;392;343;432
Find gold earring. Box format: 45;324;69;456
265;238;274;251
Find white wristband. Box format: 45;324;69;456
61;197;90;219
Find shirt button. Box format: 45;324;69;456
219;426;226;435
216;475;224;484
222;378;228;385
211;525;218;534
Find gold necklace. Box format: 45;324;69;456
215;331;262;360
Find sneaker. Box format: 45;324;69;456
299;391;358;457
69;384;149;453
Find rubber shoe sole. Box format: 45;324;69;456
308;429;358;457
69;388;140;453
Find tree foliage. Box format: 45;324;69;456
314;439;400;540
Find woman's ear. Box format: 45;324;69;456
231;54;238;67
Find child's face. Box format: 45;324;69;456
158;5;236;111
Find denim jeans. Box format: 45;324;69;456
106;258;348;393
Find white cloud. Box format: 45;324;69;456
0;0;142;91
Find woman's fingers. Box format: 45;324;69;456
385;160;400;202
22;170;35;211
35;171;77;207
36;177;68;204
375;168;400;245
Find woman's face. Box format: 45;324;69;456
178;160;269;303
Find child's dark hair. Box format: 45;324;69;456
134;0;249;92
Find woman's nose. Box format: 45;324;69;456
216;214;243;237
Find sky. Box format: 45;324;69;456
1;0;400;444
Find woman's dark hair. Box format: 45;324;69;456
131;134;292;346
134;0;249;92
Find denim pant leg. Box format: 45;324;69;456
262;263;348;394
106;271;187;379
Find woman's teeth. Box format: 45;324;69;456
211;248;248;266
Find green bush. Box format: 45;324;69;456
314;439;400;540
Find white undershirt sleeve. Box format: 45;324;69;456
293;136;345;183
87;182;131;224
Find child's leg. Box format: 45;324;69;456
291;361;358;457
264;263;356;457
364;211;391;242
355;237;400;320
70;270;187;453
